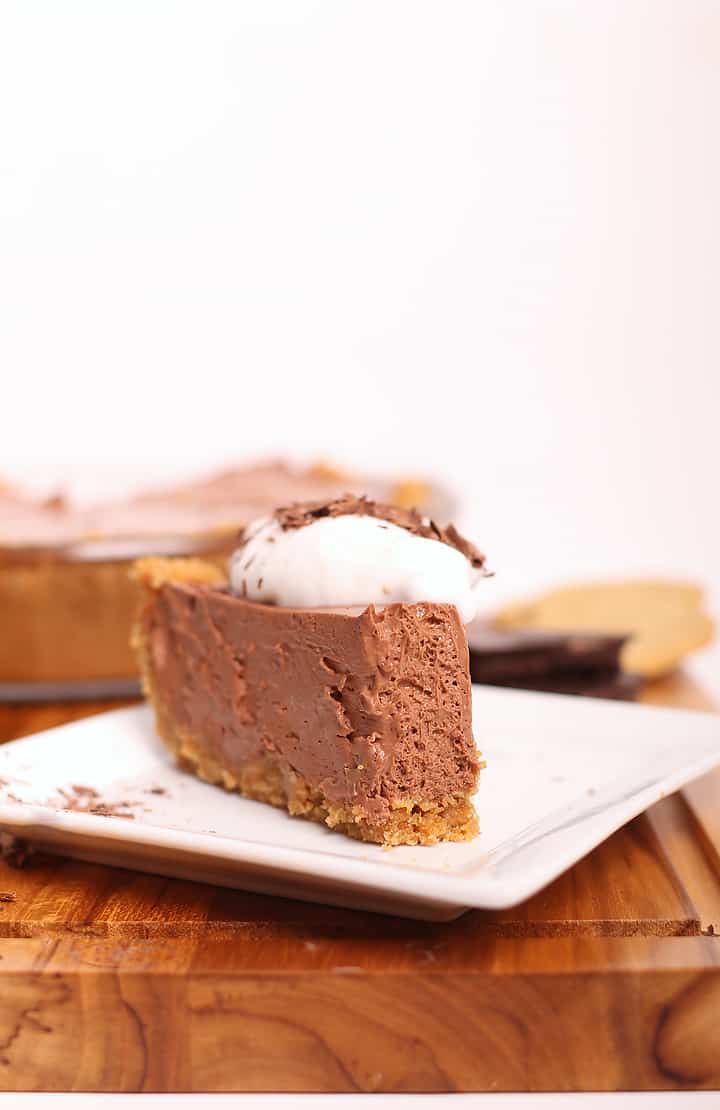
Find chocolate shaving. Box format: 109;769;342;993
3;780;143;821
266;495;487;569
56;784;139;819
0;891;16;902
86;804;135;819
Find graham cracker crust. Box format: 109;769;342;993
167;714;477;846
143;671;477;846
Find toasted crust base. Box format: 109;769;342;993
152;695;478;846
133;558;479;846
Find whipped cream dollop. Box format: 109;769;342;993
229;513;487;625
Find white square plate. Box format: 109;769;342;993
0;688;718;921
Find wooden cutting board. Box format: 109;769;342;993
0;674;718;1094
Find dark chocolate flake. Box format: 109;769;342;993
87;804;136;819
55;784;142;819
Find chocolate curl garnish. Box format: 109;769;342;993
265;495;488;570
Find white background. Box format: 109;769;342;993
2;0;719;685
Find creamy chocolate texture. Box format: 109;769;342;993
132;492;485;844
133;556;481;843
142;584;478;822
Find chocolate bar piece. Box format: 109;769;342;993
474;670;642;701
467;624;640;701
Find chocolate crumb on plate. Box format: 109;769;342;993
87;804;136;819
55;784;143;819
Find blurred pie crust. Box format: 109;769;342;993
0;461;438;689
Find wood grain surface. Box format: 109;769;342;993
0;673;718;1093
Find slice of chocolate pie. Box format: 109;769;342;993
132;497;488;846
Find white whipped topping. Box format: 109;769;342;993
229;514;486;624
